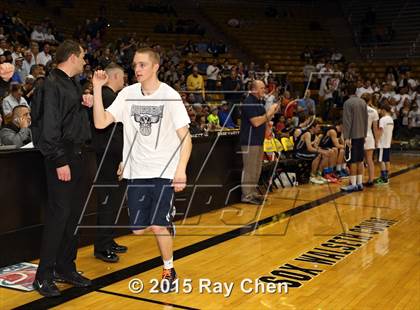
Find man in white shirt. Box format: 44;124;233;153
92;48;192;292
36;44;52;66
375;103;394;185
31;25;45;43
2;84;29;117
44;28;57;45
356;80;369;97
206;58;219;91
22;49;35;77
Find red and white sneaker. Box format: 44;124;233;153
324;173;339;183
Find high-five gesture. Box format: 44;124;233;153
0;63;15;82
93;70;109;88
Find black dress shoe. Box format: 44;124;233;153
110;242;128;253
33;279;61;297
94;249;119;263
54;271;92;287
241;196;264;205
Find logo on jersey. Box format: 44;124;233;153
131;105;164;136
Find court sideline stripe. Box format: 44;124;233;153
13;163;420;310
96;289;199;310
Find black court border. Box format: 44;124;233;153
96;289;199;310
13;163;420;310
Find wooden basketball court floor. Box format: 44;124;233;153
2;153;419;309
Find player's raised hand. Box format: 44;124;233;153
93;70;109;88
0;63;15;82
82;94;94;108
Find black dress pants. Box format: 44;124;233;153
36;152;88;280
94;152;126;252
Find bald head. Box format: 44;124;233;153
12;105;31;128
105;62;124;91
251;80;266;98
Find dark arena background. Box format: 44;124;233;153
0;0;419;309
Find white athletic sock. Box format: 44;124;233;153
350;175;357;186
336;164;342;171
357;174;363;185
343;163;347;170
163;257;174;269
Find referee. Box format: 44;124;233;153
32;40;92;297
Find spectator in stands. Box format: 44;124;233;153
398;99;410;139
22;75;35;103
408;102;420;134
240;80;279;205
98;48;112;68
2;83;29;117
188;112;202;135
206;58;219;91
264;85;277;111
318;61;333;98
331;49;343;63
187;66;205;103
0;39;8;55
218;101;236;128
31;25;45;43
406;72;418;95
2;50;13;64
301;45;313;61
398;59;411;75
22;49;35;77
316;58;325;71
44;28;57;45
36;43;52;66
207;107;220;130
12;56;25;83
166;64;180;86
322;78;335;120
263;63;272;84
183;59;194;77
246;61;256;78
30;64;45;79
30;41;40;61
356;79;368;97
11;44;23;63
274;115;286;134
385;65;399;82
297;90;316;117
220;60;231;85
223;69;241;99
242;71;255;91
197;114;208;131
0;105;31;147
303;59;316;89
